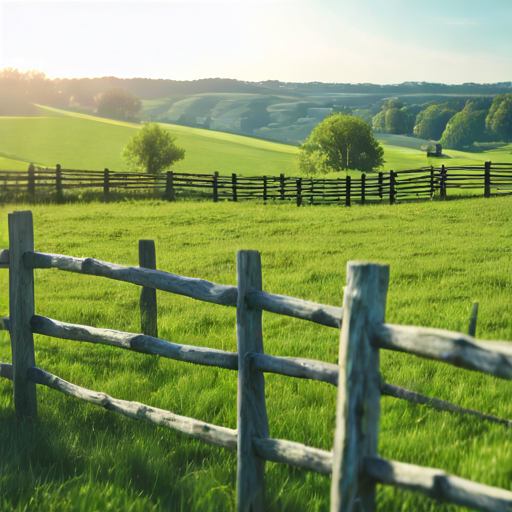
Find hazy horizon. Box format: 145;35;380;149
1;0;511;84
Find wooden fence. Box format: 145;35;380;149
2;210;512;511
1;162;512;205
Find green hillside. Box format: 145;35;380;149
0;106;510;176
0;106;297;176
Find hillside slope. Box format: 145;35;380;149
0;106;297;175
0;106;510;175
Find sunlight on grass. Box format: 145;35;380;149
0;198;511;510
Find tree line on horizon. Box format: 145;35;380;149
353;95;512;149
1;67;511;152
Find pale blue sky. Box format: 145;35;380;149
1;0;511;83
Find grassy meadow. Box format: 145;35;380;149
0;107;297;176
1;197;512;511
0;106;511;178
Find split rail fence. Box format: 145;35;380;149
1;162;512;205
2;210;512;511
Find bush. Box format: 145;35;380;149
122;123;185;173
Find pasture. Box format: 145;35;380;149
1;107;511;177
1;197;512;511
0;107;297;176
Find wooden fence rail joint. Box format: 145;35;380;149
0;249;9;268
246;290;342;329
0;317;9;331
0;362;13;380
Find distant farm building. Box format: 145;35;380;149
427;143;443;157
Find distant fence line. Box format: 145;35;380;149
1;162;512;205
2;210;512;511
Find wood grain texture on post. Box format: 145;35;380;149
236;250;270;512
8;210;37;419
139;240;158;338
331;261;389;512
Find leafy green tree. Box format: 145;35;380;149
414;103;457;140
372;99;414;134
440;103;487;150
486;94;512;142
372;110;387;132
95;87;142;121
382;98;404;110
298;114;384;175
385;108;408;134
123;123;185;173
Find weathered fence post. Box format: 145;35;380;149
165;171;175;201
378;172;383;199
8;210;37;420
440;164;447;199
263;176;267;203
27;163;35;199
468;301;479;338
213;171;219;202
389;171;396;205
232;173;238;202
56;164;63;203
430;166;435;198
296;178;302;207
236;250;270;512
345;175;351;207
361;173;366;205
103;168;110;202
280;173;285;200
330;261;389;512
484;161;491;198
139;240;158;338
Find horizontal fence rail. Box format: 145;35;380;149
1;162;511;206
2;210;512;511
3;362;512;511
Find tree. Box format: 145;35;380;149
298;114;384;175
440;103;487;150
372;110;386;132
486;94;512;142
372;98;414;134
413;103;457;140
95;87;142;121
123;123;185;173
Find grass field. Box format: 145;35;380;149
1;197;512;511
0;107;297;176
1;107;511;178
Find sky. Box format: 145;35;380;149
0;0;511;84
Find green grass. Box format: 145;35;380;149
1;106;510;178
1;197;512;511
0;107;297;176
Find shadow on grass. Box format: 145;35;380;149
0;404;237;511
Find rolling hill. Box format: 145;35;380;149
0;106;510;176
